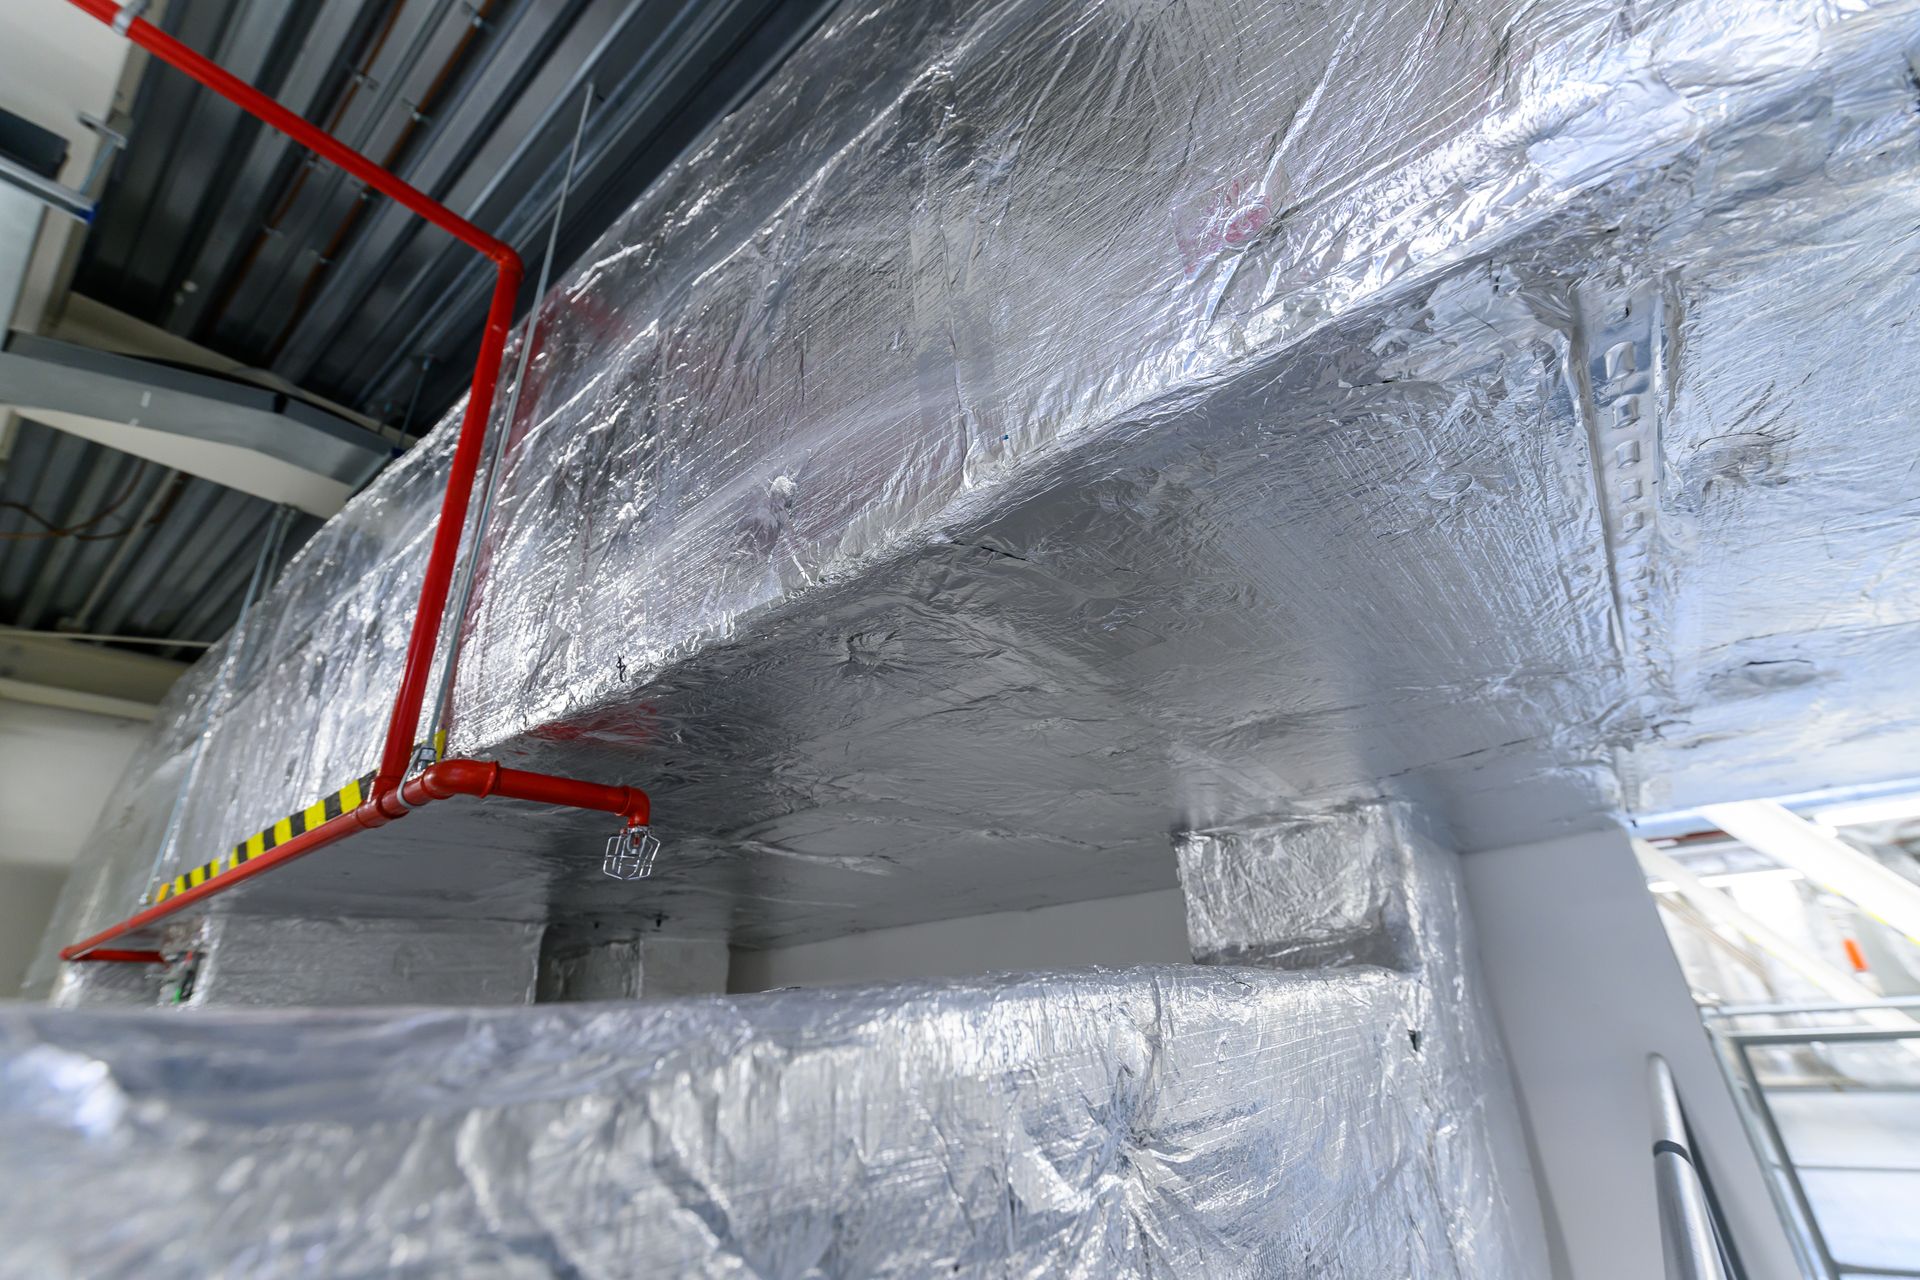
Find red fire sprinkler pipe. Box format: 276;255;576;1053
70;949;167;965
67;0;520;799
58;759;648;962
391;760;651;827
58;4;653;963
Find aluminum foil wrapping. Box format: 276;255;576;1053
33;0;1920;975
444;0;1920;815
1179;810;1419;971
0;964;1535;1277
534;932;731;1002
183;916;543;1008
9;795;1546;1275
1179;800;1550;1278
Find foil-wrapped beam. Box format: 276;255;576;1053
181;916;544;1007
11;798;1548;1274
48;915;543;1010
534;928;730;1002
31;0;1920;985
1179;809;1419;971
0;963;1542;1277
1179;800;1549;1276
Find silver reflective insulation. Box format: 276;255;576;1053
29;0;1920;974
1;817;1546;1279
1180;811;1419;971
183;915;544;1007
1181;800;1551;1278
21;0;1903;1262
0;971;1468;1278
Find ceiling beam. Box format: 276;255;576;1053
0;332;390;515
0;629;187;718
0;675;157;721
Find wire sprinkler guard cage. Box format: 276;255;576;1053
605;826;663;880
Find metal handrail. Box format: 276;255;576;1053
1724;1026;1920;1048
1704;997;1920;1019
1649;1055;1739;1280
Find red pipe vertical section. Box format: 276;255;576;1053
372;263;522;792
68;0;526;797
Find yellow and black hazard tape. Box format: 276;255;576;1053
149;771;377;905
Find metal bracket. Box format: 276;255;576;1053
112;1;148;35
0;155;94;223
0;108;132;223
76;112;128;195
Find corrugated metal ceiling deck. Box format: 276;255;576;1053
5;0;834;658
0;419;315;657
77;0;838;430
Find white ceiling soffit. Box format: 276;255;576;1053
19;410;356;517
0;629;184;720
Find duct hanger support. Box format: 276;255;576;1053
423;82;598;767
59;0;655;962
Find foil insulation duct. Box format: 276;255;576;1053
1180;800;1548;1279
181;916;544;1008
0;810;1547;1276
31;0;1920;981
0;971;1482;1277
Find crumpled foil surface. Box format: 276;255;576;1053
1180;811;1417;971
32;0;1920;978
1180;799;1548;1279
184;915;543;1007
0;963;1533;1278
11;765;1546;1273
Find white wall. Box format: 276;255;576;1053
0;699;145;867
730;888;1190;991
0;699;147;991
0;862;67;993
1461;828;1800;1280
